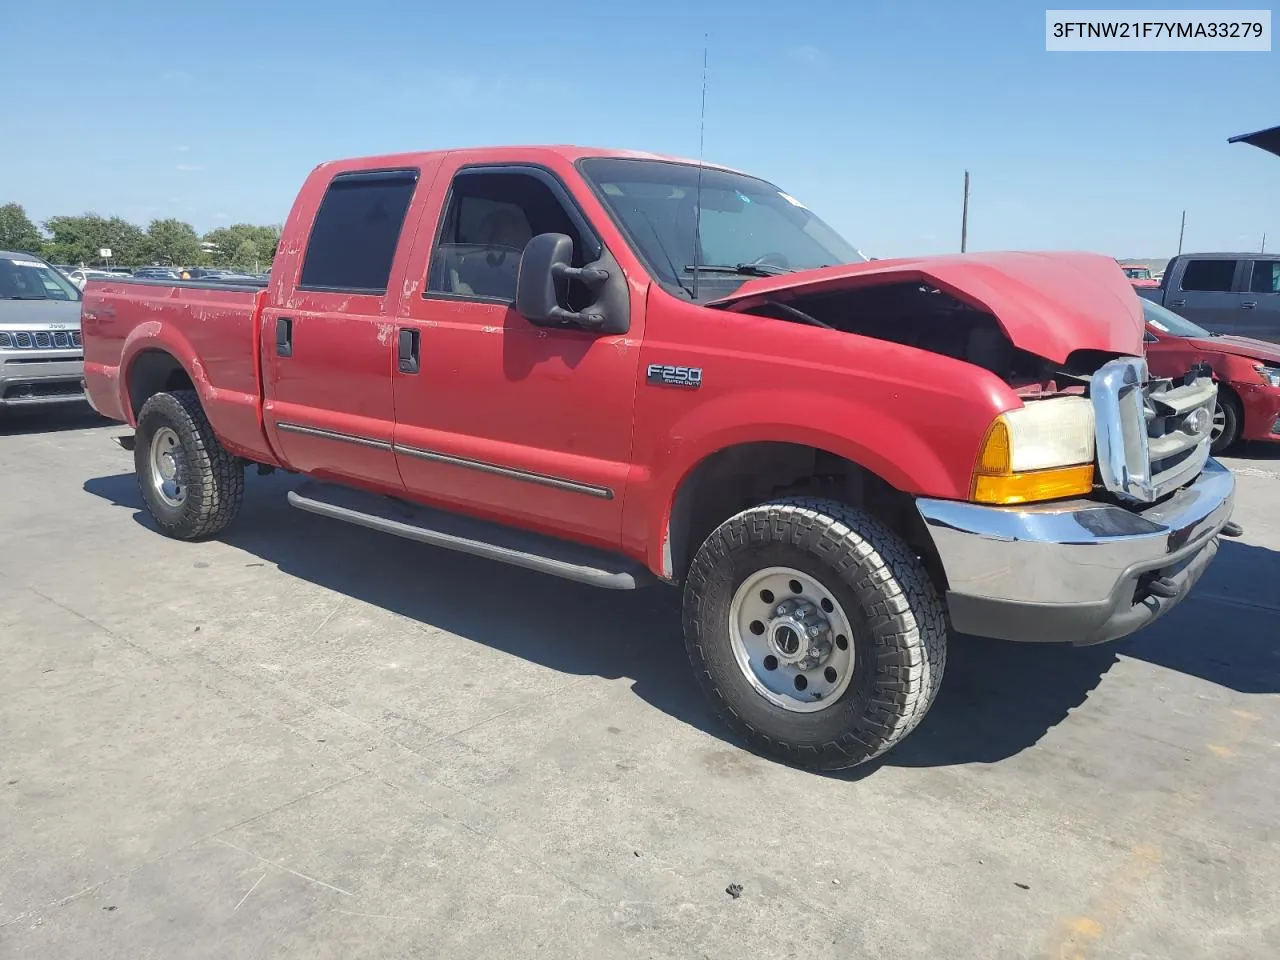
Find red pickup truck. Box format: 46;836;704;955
81;146;1238;770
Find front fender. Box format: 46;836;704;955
624;386;991;578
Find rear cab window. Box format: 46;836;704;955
299;169;419;293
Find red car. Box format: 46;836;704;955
1119;263;1160;289
1144;298;1280;452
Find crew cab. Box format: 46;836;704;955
1137;252;1280;342
1144;298;1280;451
81;146;1238;770
1;250;87;411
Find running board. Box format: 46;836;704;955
287;481;651;590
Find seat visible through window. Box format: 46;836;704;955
427;170;589;302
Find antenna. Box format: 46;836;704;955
692;34;708;300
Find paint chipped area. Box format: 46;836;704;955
376;323;395;345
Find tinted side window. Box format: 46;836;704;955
1180;259;1237;293
300;170;418;293
1248;260;1280;293
427;171;587;301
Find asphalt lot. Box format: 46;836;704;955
2;406;1278;960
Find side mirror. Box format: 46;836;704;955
516;233;610;330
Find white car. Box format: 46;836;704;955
66;268;119;290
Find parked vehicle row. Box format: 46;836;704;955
80;145;1239;770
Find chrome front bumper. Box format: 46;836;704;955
916;459;1236;645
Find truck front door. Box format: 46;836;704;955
390;161;642;551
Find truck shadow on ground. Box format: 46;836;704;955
0;405;108;436
84;471;1280;777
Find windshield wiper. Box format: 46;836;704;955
1;296;48;300
683;263;792;278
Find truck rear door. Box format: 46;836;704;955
260;164;439;492
1166;257;1250;334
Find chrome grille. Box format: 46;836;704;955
1092;356;1215;503
0;330;82;350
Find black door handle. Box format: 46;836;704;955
275;316;293;357
1169;299;1186;308
1241;301;1257;309
398;328;420;374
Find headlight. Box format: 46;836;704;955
1255;364;1280;389
971;396;1096;505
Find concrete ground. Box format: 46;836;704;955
2;406;1278;960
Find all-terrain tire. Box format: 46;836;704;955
134;390;244;539
682;497;947;770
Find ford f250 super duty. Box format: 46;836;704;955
81;146;1239;770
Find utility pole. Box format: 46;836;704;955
1177;210;1186;255
960;170;970;253
1262;232;1267;253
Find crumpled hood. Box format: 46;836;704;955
1183;335;1280;366
709;251;1145;365
0;298;83;328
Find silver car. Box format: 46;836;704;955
0;251;86;410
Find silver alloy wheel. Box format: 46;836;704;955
727;566;856;713
149;426;186;507
1211;401;1227;442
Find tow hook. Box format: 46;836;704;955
1220;521;1244;538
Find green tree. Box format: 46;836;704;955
229;239;260;272
202;223;280;268
145;218;202;266
0;203;44;254
44;214;147;266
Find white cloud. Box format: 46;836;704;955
175;164;204;172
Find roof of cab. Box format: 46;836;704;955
311;145;750;177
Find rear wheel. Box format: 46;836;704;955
134;390;244;539
682;497;947;770
1211;391;1241;455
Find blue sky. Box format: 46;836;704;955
2;0;1275;257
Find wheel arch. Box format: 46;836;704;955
661;440;948;593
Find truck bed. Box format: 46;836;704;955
81;277;275;462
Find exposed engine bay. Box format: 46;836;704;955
737;282;1094;393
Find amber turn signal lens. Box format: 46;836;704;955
971;464;1096;505
971;411;1095;505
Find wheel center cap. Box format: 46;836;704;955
769;617;813;665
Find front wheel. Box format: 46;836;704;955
1210;392;1241;455
134;390;244;539
682;497;947;770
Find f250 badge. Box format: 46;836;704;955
646;363;703;389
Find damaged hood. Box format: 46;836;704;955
709;251;1145;364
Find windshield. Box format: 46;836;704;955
579;157;864;300
0;256;82;301
1123;266;1151;280
1144;299;1210;338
